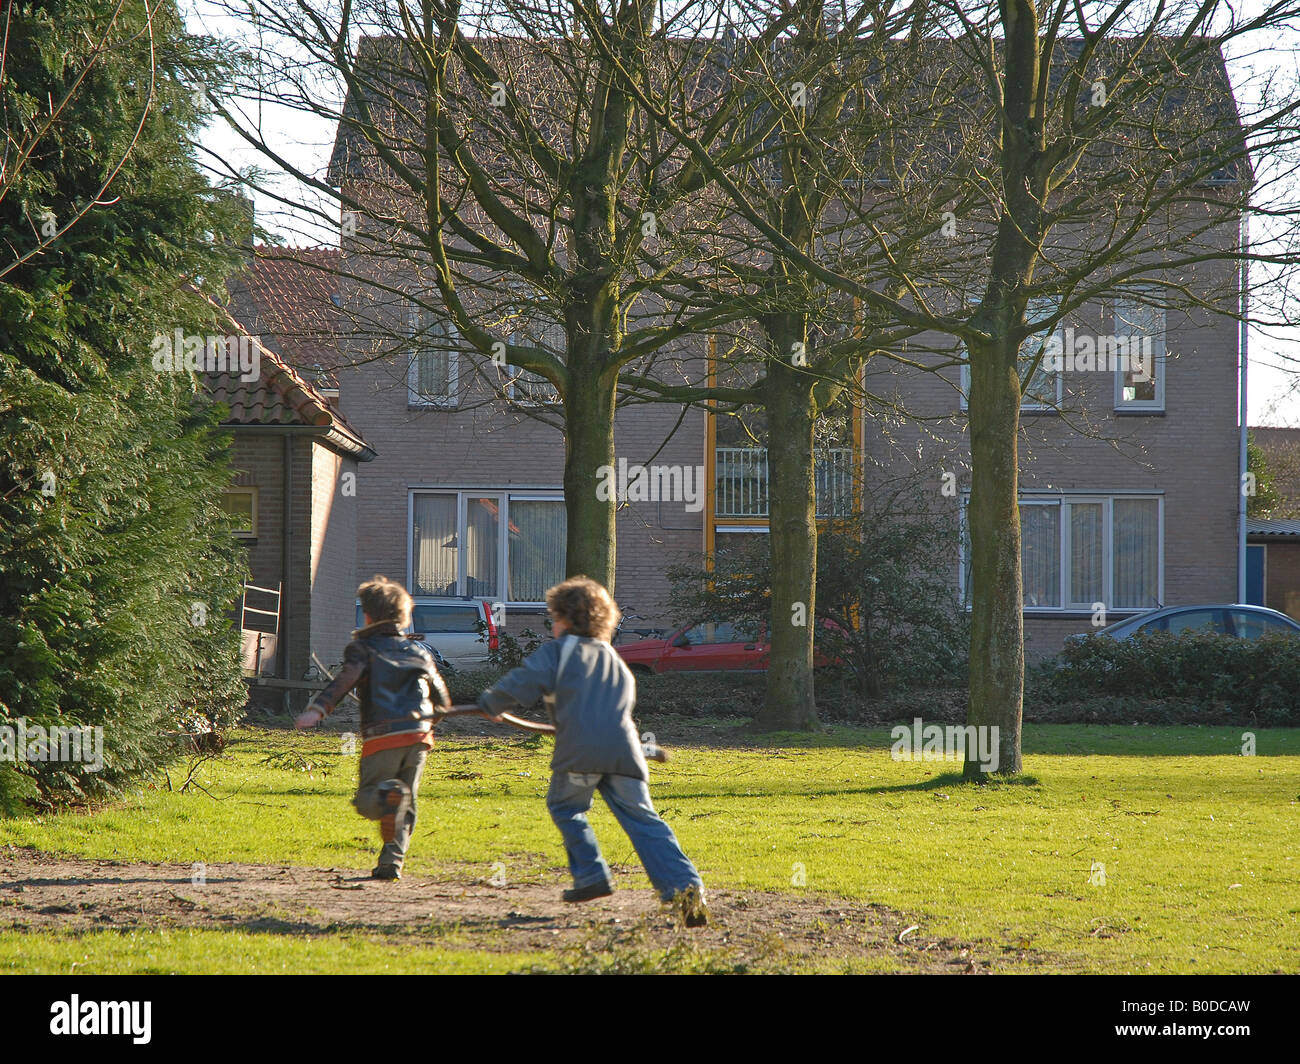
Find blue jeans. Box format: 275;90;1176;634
546;771;703;901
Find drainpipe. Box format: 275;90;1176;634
280;433;293;682
1238;215;1250;604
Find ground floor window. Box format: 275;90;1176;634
961;494;1162;612
411;490;566;605
222;488;258;538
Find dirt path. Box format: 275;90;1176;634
0;847;988;972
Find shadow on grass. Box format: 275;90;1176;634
639;717;1297;758
654;772;1045;803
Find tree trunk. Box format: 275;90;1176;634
562;366;618;591
754;356;820;731
964;337;1024;777
858;614;883;699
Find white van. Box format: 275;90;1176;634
354;598;498;671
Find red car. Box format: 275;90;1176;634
617;620;842;676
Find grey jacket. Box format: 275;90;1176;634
478;635;648;781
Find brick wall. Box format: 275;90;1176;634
333;224;711;629
336;353;708;629
228;433;285;678
282;436;315;694
336;186;1243;664
864;257;1242;660
310;446;361;668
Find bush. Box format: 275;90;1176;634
445;667;506;706
633;671;767;718
666;491;969;699
1029;631;1300;725
445;622;552;706
0;2;250;811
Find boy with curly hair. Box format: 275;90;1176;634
477;575;707;926
295;575;450;880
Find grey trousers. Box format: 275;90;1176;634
354;742;429;870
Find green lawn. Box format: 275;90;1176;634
0;928;545;975
2;722;1297;973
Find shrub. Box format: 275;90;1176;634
666;490;968;699
0;2;250;811
1030;631;1300;725
445;667;506;706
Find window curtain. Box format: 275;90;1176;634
1020;503;1061;607
508;315;562;402
1113;498;1159;608
463;496;501;598
1069;502;1104;606
412;493;458;596
1020;297;1061;406
959;502;972;607
410;307;451;400
508;499;567;602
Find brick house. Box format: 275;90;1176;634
863;268;1245;658
213;255;376;709
226;37;1254;668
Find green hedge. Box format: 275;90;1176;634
447;634;1300;729
1028;631;1300;726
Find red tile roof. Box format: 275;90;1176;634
229;246;347;389
202;291;375;461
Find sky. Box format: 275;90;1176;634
183;0;1300;426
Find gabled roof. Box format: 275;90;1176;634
327;34;1248;190
204;297;376;462
227;247;347;390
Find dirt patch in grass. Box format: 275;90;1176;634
0;846;994;973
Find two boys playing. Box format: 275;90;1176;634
296;574;707;926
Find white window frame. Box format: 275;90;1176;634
1018;497;1064;609
959;298;1064;413
406;303;460;409
1112;294;1167;412
491;285;564;407
408;488;565;607
958;493;1164;614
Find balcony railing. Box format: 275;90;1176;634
715;447;855;519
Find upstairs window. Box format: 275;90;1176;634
407;303;459;408
960;298;1062;412
1113;296;1166;411
502;315;563;406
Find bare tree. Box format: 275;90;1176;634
597;1;981;729
206;0;768;590
622;0;1300;772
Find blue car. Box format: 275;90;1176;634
1068;603;1300;643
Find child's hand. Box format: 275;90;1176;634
295;705;325;729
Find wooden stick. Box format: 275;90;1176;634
436;704;554;734
435;705;667;761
